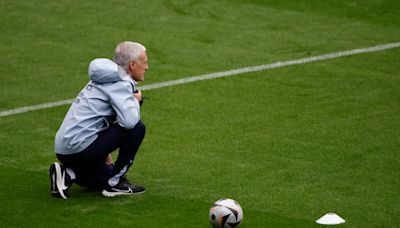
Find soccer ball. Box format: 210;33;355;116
209;199;243;228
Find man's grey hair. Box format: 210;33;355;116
114;41;146;70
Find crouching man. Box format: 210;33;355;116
50;41;149;199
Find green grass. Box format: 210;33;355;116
1;0;399;227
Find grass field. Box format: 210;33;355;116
1;0;399;227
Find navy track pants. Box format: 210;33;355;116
57;120;146;189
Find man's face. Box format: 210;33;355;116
128;51;149;81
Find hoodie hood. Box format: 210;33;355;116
88;58;128;83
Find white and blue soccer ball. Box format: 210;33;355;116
209;199;243;228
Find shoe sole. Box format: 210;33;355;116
101;189;146;197
50;164;57;194
53;162;68;200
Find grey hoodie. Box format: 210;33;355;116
55;58;140;155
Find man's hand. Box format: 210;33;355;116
134;89;145;106
133;90;142;103
105;154;113;166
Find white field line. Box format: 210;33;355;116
1;41;399;118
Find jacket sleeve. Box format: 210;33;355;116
108;81;140;129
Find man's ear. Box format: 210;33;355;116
128;61;136;71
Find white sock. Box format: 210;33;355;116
66;167;76;180
108;165;129;187
108;176;119;187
